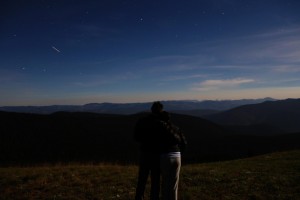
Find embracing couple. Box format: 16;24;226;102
134;101;187;200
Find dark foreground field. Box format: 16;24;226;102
1;150;299;200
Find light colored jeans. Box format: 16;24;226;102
160;153;181;200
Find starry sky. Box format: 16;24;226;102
1;0;300;106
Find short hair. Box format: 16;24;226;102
151;101;163;113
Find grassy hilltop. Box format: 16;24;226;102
1;150;299;200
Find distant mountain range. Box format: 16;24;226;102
203;98;300;133
0;98;275;115
1;98;300;134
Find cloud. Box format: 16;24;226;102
134;27;300;76
202;78;254;86
164;74;207;81
273;65;300;73
192;78;255;91
135;54;216;73
71;72;137;87
190;26;300;66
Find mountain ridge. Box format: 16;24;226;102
0;98;275;115
204;98;300;133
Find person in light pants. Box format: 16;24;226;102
159;111;187;200
160;152;181;200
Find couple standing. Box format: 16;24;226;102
134;101;187;200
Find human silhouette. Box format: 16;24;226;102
134;101;164;200
159;111;187;200
134;102;187;200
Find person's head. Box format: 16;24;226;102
151;101;163;114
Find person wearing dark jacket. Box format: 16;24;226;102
134;101;165;200
159;111;187;200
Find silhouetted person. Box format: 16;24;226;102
134;101;165;200
159;111;187;200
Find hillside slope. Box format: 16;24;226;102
204;98;300;133
1;111;300;165
0;111;225;165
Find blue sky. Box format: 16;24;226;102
1;0;300;105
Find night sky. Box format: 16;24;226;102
1;0;300;106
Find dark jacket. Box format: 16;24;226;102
159;121;187;154
134;113;187;154
134;113;167;154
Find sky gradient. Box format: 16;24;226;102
1;0;300;106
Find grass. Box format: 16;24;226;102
1;150;300;200
180;150;300;200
